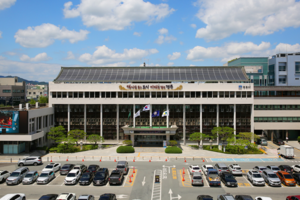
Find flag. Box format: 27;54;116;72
162;110;169;117
134;110;140;118
143;104;150;111
128;111;131;119
152;110;160;118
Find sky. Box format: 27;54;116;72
1;0;300;82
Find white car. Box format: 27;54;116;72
255;197;272;200
42;163;61;172
64;169;81;185
188;165;201;175
0;170;10;182
201;165;214;175
292;165;300;173
56;193;76;200
247;170;265;186
228;164;242;175
0;194;25;200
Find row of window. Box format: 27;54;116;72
2;90;25;93
28;92;43;95
254;117;300;122
278;62;300;73
254;105;300;110
52;91;253;98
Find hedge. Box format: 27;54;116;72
116;146;135;153
165;146;182;154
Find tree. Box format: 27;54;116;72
238;132;260;143
29;98;36;105
88;134;104;146
38;96;48;104
189;132;208;146
211;127;234;143
47;126;66;144
68;129;86;146
122;140;132;146
169;140;177;146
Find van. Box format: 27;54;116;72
6;167;29;185
116;161;129;175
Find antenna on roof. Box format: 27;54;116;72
143;62;146;67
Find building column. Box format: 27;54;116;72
150;104;152;128
251;104;254;143
84;104;86;141
271;130;274;141
216;104;219;145
234;104;236;141
167;104;169;127
166;134;170;145
100;104;103;139
200;104;203;146
133;104;136;128
183;104;186;145
67;104;70;132
131;134;135;147
117;104;119;143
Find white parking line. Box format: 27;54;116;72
202;173;209;187
243;175;254;187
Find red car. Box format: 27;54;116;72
286;195;300;200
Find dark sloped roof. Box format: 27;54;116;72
54;66;249;82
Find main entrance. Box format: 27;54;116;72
135;135;165;147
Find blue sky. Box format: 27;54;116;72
1;0;300;81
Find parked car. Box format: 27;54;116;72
37;171;55;184
278;165;293;174
74;164;87;173
38;194;59;200
291;165;300;173
64;169;81;185
214;163;229;174
247;170;265;186
228;164;242;175
60;164;75;175
276;171;296;186
220;172;237;187
99;194;117;200
235;195;254;200
6;167;29;185
56;193;76;200
201;165;214;175
206;169;221;186
77;195;94;200
17;156;42;166
0;170;10;183
188;165;202;175
292;172;300;185
273;139;284;145
255;197;272;200
286;196;300;200
43;163;61;172
93;168;109;186
116;161;129;175
253;166;267;174
86;165;100;173
0;194;26;200
22;171;39;185
261;170;281;187
257;138;268;146
217;194;235;200
266;166;280;173
109;170;124;185
191;172;203;186
79;172;94;185
197;195;213;200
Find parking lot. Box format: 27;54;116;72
0;160;299;200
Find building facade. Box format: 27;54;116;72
0;77;26;105
26;84;48;100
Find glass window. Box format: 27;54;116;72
219;91;224;98
106;92;110;98
57;92;61;98
272;117;277;122
196;92;201;98
2;90;11;93
52;92;57;98
202;92;207;98
282;117;288;122
123;92;128;98
174;91;179;98
207;92;212;98
225;92;229;98
213;92;218;98
185;92;190;98
134;92;139;98
242;92;246;98
236;92;241;98
288;117;293;122
179;92;184;98
111;92;116;98
90;92;94;98
230;92;235;98
191;92;196;98
151;92;156;98
157;91;161;98
162;92;167;98
295;62;300;73
145;92;150;98
128;92;132;98
277;117;283;122
279;62;286;71
84;92;89;98
140;92;144;98
95;92;100;98
247;91;251;98
279;75;286;84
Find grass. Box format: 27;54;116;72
203;145;263;154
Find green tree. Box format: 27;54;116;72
68;129;86;146
122;140;132;146
88;134;104;146
211;126;235;143
169;140;177;146
189;132;208;146
238;132;260;143
38;96;48;104
227;136;251;154
29;98;36;105
47;126;66;144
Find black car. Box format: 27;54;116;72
79;172;94;186
235;195;254;200
220;172;237;187
292;173;300;185
278;165;293;174
99;194;116;200
93;168;109;186
197;195;213;200
87;165;100;173
273;139;284;145
38;194;59;200
60;164;75;175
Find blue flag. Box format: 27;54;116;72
152;110;160;117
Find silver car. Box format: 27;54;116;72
37;171;55;184
6;167;29;185
214;163;229;175
77;195;95;200
17;156;42;166
116;161;129;175
266;165;280;173
22;171;39;185
261;170;281;187
247;170;265;186
191;172;203;186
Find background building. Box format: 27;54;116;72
0;77;25;106
26;84;48;100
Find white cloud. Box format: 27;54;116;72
168;52;181;60
0;0;16;10
0;56;5;60
190;24;197;28
155;28;177;44
167;62;174;66
20;52;52;62
5;51;16;56
63;0;175;31
78;45;159;65
0;31;2;38
133;32;142;37
195;0;300;41
158;28;168;35
14;23;89;48
65;51;75;60
180;41;184;45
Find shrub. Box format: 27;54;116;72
189;145;199;149
116;146;135;153
122;140;132;146
165;146;182;153
298;136;300;143
169;140;177;146
49;147;58;153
